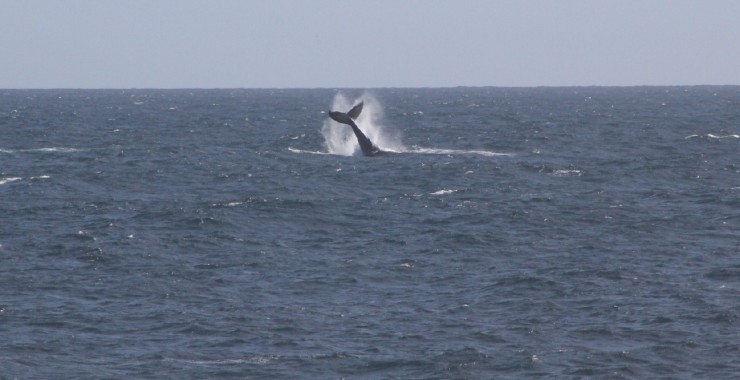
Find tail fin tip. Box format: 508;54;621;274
347;101;364;120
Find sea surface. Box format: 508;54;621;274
1;87;738;379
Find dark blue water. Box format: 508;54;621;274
1;87;738;379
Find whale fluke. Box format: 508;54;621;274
328;101;382;156
346;101;363;120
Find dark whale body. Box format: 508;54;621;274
328;101;382;156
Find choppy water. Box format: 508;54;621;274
1;87;738;379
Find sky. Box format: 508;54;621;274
1;0;739;88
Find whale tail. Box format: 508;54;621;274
329;101;363;124
327;101;381;156
346;101;363;120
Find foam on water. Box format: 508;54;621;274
287;147;332;155
430;189;457;195
0;177;22;185
408;146;513;157
707;133;739;139
0;175;51;185
685;133;740;139
0;147;83;154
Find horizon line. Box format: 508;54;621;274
2;84;740;91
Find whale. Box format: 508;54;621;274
328;101;382;156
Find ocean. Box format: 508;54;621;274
1;87;738;379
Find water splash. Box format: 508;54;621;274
321;92;404;156
314;93;510;158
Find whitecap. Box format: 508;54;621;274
409;146;512;157
707;134;739;139
31;147;82;153
430;189;457;195
552;169;583;177
2;147;83;153
288;147;332;155
687;133;739;140
211;201;246;208
164;355;278;365
0;177;22;185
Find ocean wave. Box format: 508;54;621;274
0;175;51;185
408;146;512;157
0;147;84;153
3;88;739;379
163;355;279;365
685;134;739;140
707;134;739;139
288;147;332;155
290;145;512;157
430;189;457;195
0;177;22;185
552;169;584;177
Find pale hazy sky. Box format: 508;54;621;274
2;0;738;88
